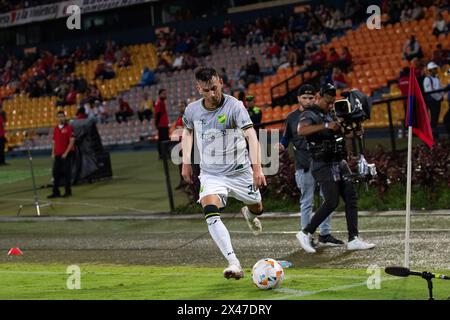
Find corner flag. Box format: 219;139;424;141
403;67;435;268
405;67;434;149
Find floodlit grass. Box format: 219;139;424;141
0;263;448;300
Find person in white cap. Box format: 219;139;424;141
423;61;444;139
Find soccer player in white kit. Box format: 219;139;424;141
181;67;266;280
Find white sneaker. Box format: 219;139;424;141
347;236;376;251
241;206;262;236
223;264;244;280
296;231;316;253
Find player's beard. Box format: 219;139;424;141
209;95;220;107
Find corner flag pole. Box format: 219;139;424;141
404;124;413;268
404;67;414;269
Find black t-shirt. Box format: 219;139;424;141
299;105;345;175
281;109;311;170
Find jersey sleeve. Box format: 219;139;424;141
234;100;253;130
182;104;194;130
299;110;317;126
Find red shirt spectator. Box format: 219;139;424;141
311;49;327;66
119;99;133;114
327;48;340;65
65;87;77;105
334;73;346;83
341;47;352;65
154;91;169;128
53;123;75;156
267;42;281;57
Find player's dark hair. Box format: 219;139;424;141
158;88;166;95
56;110;65;116
195;67;218;82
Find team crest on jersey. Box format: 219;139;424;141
218;114;227;124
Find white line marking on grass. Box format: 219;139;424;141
0;197;157;214
271;277;401;300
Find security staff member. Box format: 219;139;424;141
48;111;75;198
296;83;375;253
275;84;343;247
244;95;262;125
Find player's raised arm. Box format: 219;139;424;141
181;128;193;184
244;127;266;189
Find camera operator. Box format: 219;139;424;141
275;84;343;248
296;83;375;253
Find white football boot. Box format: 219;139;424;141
241;206;262;236
223;263;244;280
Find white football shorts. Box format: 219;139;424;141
198;169;262;208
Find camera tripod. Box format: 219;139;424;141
17;144;54;217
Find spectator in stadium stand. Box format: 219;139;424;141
266;40;281;58
423;61;445;140
244;95;262;126
245;57;261;85
332;67;348;89
99;101;109;124
138;93;154;122
138;67;156;87
309;46;327;71
94;62;106;80
65;84;77;106
118;48;131;68
172;52;184;70
48;111;75;199
156;53;171;73
103;62;116;80
398;67;410;109
76;106;88;120
219;68;230;88
432;12;448;36
432;43;448;67
0;101;7;165
154;89;170;159
402;35;423;61
115;97;134;123
327;47;341;68
339;46;353;72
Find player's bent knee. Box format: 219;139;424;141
248;202;263;215
203;204;220;220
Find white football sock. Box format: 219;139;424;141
206;216;239;266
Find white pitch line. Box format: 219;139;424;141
0;197;157;214
271;277;402;300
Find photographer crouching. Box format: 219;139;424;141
296;83;375;253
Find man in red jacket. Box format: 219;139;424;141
154;89;169;159
48;111;75;198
